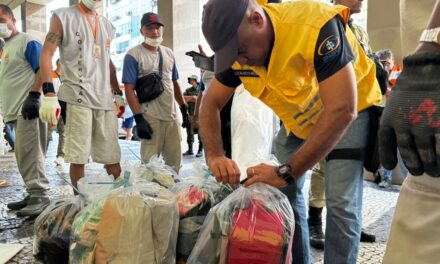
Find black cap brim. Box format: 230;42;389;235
214;34;239;74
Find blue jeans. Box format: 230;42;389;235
324;110;369;263
274;110;369;264
379;150;408;181
275;126;311;264
4;121;16;149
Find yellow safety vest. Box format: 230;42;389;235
232;1;381;139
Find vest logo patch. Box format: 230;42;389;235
318;35;340;56
4;53;9;64
233;70;259;77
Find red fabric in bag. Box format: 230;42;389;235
228;199;285;264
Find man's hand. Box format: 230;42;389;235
379;52;440;176
180;104;190;128
134;113;153;140
244;163;287;188
114;94;125;118
39;96;61;125
21;92;41;120
208;156;241;184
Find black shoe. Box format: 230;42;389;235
195;150;203;158
7;195;30;210
16;196;50;217
183;149;194;156
360;230;376;243
309;224;325;250
374;171;382;184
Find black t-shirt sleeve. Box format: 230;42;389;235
215;68;242;88
314;16;355;82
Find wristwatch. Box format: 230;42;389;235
276;164;295;185
419;27;440;44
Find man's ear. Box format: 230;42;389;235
249;10;264;27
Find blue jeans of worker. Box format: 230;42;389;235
275;125;311;264
274;110;369;264
379;150;408;182
324;110;369;263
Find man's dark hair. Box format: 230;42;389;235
376;49;393;60
0;4;14;19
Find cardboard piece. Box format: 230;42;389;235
0;244;24;264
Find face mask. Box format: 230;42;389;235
0;23;12;38
82;0;100;10
144;36;163;47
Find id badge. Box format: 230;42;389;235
93;44;102;59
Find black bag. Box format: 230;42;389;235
135;48;164;103
368;53;389;95
364;105;383;173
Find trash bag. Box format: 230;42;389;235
171;160;234;262
187;183;295;264
33;199;82;264
77;174;115;205
70;179;179;264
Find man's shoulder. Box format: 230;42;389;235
125;44;144;58
159;45;174;57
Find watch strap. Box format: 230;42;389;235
419;27;440;43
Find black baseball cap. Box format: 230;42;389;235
202;0;250;73
141;12;164;27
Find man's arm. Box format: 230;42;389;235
125;83;141;114
173;81;186;105
289;64;357;178
39;14;62;95
199;78;241;184
184;95;197;103
109;60;122;94
194;91;203;117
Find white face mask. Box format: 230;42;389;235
82;0;100;10
0;23;12;39
144;36;163;47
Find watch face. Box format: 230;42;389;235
279;165;289;174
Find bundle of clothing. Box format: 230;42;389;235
172;162;234;263
33;199;82;264
187;183;295;264
70;179;179;263
124;155;179;189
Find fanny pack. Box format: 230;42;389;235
135;48;164;103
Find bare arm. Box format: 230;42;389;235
199;78;240;183
289;63;358;178
415;0;440;52
194;91;203;117
184;95;197;103
124;83;141;114
173;81;186;106
109;60;121;94
39;14;63;95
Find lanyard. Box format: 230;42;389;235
76;3;99;41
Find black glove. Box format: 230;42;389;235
180;104;190;128
378;52;440;177
134;113;153;140
21;91;41;120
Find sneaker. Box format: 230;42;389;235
7;195;30;210
16;196;50;217
195;150;203;158
55;156;64;166
378;179;391;188
309;224;325;250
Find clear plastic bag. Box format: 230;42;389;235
33;198;82;264
171;160;234;262
124;155;179;189
231;85;279;180
77;174;115;205
187;183;295;264
70;179;179;264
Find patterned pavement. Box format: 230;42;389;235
0;132;400;263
